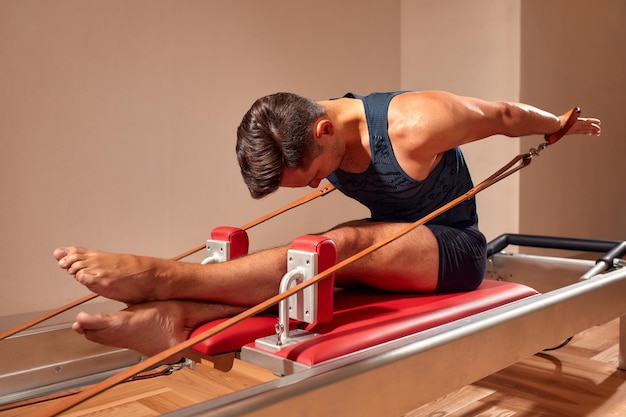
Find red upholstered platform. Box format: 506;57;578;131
191;279;538;366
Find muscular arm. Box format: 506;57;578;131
390;91;601;169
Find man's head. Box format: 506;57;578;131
236;92;327;199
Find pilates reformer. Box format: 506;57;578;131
168;233;626;417
3;231;624;416
1;107;625;416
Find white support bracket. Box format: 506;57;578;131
255;249;322;351
201;239;230;264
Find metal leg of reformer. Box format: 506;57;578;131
617;315;626;371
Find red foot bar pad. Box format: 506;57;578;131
291;235;337;323
211;226;249;260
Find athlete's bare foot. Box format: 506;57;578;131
54;247;173;304
72;300;246;357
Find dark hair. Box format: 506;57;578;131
236;92;326;198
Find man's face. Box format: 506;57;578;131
280;152;335;189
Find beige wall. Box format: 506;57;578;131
402;0;624;246
1;0;622;324
0;0;398;322
519;0;626;242
401;0;522;242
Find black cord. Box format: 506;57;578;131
542;336;574;351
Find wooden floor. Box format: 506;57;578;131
405;318;626;417
1;319;623;417
0;358;279;417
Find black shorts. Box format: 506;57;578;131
427;223;487;293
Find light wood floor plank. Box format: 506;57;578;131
405;319;625;417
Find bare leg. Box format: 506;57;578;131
54;220;439;305
72;300;246;357
329;220;439;292
61;221;438;354
54;246;288;305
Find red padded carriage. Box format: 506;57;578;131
190;233;538;366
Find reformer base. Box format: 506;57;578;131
0;324;143;407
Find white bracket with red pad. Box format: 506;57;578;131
256;235;337;350
201;226;249;264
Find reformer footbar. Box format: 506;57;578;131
0;185;336;342
34;108;581;417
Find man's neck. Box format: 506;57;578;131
320;98;370;173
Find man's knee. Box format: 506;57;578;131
322;221;372;256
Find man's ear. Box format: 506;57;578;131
315;120;334;138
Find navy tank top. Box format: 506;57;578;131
326;92;478;227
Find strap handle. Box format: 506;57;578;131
545;107;581;145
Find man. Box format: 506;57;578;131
55;91;601;356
